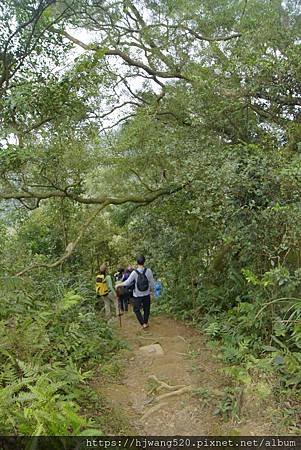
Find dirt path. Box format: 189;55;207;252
97;312;274;435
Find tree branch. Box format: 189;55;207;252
98;113;136;132
185;27;241;42
58;29;190;81
1;0;56;89
13;183;186;276
0;190;66;201
129;170;155;192
15;201;109;276
88;100;141;121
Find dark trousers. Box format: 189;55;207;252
133;295;150;325
118;295;128;312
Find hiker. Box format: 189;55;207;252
115;265;135;313
117;255;154;330
116;280;128;313
95;264;118;320
123;264;133;281
122;264;135;308
114;267;124;283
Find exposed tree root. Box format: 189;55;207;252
142;383;193;420
155;385;192;402
148;375;186;392
139;336;160;340
146;375;192;406
141;402;168;421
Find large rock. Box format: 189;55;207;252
139;343;164;356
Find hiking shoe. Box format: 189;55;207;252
142;323;149;329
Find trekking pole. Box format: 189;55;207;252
119;305;122;328
117;295;122;328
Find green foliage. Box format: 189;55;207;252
0;0;301;434
213;387;243;422
0;274;121;435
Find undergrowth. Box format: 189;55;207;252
0;272;121;435
154;270;301;433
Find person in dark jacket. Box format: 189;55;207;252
114;267;128;312
122;265;134;308
114;267;124;283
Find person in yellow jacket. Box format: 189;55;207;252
96;263;118;320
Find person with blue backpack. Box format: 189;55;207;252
116;255;155;330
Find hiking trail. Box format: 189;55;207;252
96;313;274;435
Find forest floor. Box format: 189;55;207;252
94;311;276;435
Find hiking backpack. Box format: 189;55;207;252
116;285;126;297
95;273;109;296
135;268;149;292
126;281;135;297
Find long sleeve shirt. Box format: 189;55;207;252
106;275;115;294
120;267;155;297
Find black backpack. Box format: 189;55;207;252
125;281;135;297
135;268;149;292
